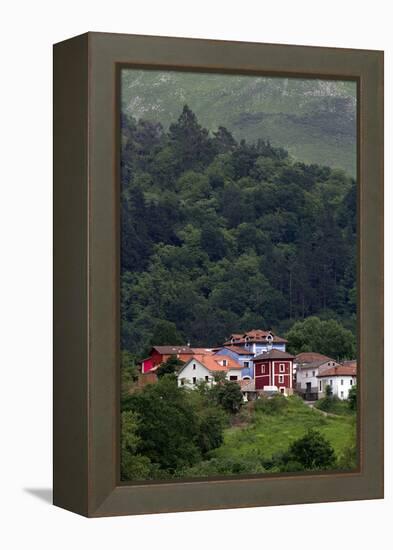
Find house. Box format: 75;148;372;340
253;349;294;396
177;354;242;388
295;353;339;400
213;346;254;379
317;363;357;400
223;329;287;355
141;345;195;373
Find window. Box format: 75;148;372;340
306;371;308;377
330;379;333;386
205;376;209;382
279;363;285;373
340;391;344;398
244;361;249;368
279;375;284;384
280;388;285;394
262;364;265;373
341;379;344;385
350;379;353;386
223;359;227;366
312;370;316;377
192;377;196;385
319;381;322;391
181;379;185;386
229;375;238;381
192;363;196;370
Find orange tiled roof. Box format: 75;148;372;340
191;348;214;355
341;360;357;369
317;364;357;377
191;354;242;372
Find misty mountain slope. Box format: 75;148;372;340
121;70;356;176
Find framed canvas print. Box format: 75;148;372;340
53;32;384;517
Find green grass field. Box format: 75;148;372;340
210;396;356;463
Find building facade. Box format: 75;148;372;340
317;364;357;400
177;354;242;388
295;353;338;400
141;346;195;373
253;349;294;396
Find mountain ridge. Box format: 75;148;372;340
121;70;357;176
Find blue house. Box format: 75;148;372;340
213;346;254;379
218;330;288;379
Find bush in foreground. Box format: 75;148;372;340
285;429;336;470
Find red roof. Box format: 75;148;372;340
152;345;194;355
295;352;334;364
317;364;357;377
254;349;294;361
223;329;287;346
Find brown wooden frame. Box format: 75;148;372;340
53;32;384;517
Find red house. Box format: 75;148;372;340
141;346;195;373
253;349;295;395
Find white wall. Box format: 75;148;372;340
297;367;319;390
319;377;356;400
226;368;241;380
178;359;214;388
296;362;338;390
2;1;392;549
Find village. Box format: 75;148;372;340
139;329;357;403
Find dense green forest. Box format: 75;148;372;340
120;105;357;360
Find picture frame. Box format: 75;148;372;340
53;32;383;517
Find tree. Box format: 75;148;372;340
122;377;202;472
121;411;153;481
156;355;185;378
286;429;336;470
286;316;356;359
210;380;243;414
169;104;214;172
325;384;333;398
348;385;357;410
121;350;139;398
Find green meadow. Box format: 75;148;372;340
210;397;356;464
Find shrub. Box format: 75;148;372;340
337;444;358;470
178;457;266;477
316;396;352;415
285;429;336;470
254;394;289;415
348;385;357;410
210;380;243;414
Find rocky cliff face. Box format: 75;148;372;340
121;70;357;176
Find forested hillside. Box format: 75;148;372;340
121;71;357;175
120;106;357;359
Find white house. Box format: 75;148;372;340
317;363;357;400
295;353;339;399
177;354;242;388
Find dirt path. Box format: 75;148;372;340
306;402;340;418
